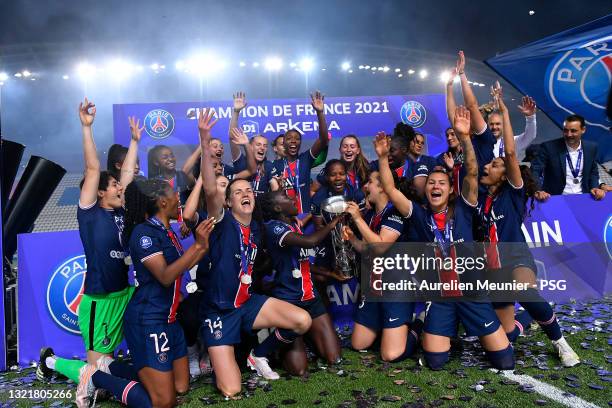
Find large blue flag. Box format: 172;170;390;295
485;14;612;162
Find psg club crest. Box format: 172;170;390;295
400;101;427;128
546;40;611;129
46;255;87;334
144;109;175;139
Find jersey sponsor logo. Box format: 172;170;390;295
604;215;612;260
140;236;153;249
109;250;126;259
546;40;611;131
400;101;427;128
46;255;87;334
144;109;175;139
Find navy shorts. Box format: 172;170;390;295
124;321;187;372
290;297;327;319
354;298;415;331
424;301;500;338
200;294;269;347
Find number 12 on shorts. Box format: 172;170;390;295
149;332;170;354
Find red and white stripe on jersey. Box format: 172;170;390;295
483;194;501;270
166;228;185;323
432;212;463;298
289;224;315;301
234;224;256;308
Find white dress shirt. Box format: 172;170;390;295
493;114;537;161
562;141;583;195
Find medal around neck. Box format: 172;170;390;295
292;268;302;279
241;274;252;285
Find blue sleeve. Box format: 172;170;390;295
310;194;322;217
265;221;292;248
270;160;282;178
130;228;164;263
77;201;100;223
587;144;600;190
223;164;237;177
381;210;404;235
316;169;325;185
233;154;247;173
472;126;496;167
354;190;366;211
369;160;379;172
300;150;315;169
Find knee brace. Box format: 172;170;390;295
486;344;515;370
423;350;449;370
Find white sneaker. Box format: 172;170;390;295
187;345;201;378
552;337;580;367
75;364;97;408
247;352;280;380
95;356;114;374
199;352;213;375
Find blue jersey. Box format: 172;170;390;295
363;204;404;236
270;150;316;214
477;182;532;269
472;126;496;172
264;220;316;302
369;159;414;179
126;219;184;323
77;203;128;295
315;166;366;191
234;155;273;197
409;198;483;298
411;154;438;178
200;210;261;311
192;210;212;288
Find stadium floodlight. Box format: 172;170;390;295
341;61;351;71
239;61;246;67
358;65;364;70
289;62;297;68
0;72;8;81
377;66;384;71
252;61;260;68
106;59;134;80
408;69;415;75
419;69;428;79
62;75;70;80
440;71;451;83
383;66;390;72
22;70;32;78
299;58;314;72
398;73;403;78
14;72;22;78
348;69;353;73
364;65;370;70
76;62;96;80
185;53;226;76
371;67;377;71
264;57;283;71
394;68;401;73
150;63;160;71
175;60;185;71
479;83;486;87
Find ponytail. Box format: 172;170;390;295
123;179;169;244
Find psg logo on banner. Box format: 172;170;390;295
546;40;611;129
46;255;87;334
400;101;427;128
144;109;175;139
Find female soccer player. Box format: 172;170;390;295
38;103;152;407
107;143;140;180
370;135;414;179
375;106;514;371
270;91;330;217
198;108;312;397
259;190;342;374
343;170;423;362
148;145;193;200
121;178;215;407
478;90;579;366
312;135;370;194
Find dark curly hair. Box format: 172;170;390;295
107;144;128;180
322;159;347;188
520;165;538;218
393;122;416;143
123;178;171;243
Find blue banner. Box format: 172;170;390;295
113;94;449;175
16;194;612;366
485;14;612;162
0;161;5;371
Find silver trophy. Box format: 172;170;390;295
322;196;357;278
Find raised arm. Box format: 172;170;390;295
182;145;201;185
79;98;100;207
229;92;247;161
496;89;522;188
183;176;203;224
120;117;142;200
453;106;478;205
143;219;214;286
374;132;413;217
198;108;222;219
514;96;537;155
229;127;256;179
456;51;487;134
445;67;458;127
309;91;329;157
282;216;340;248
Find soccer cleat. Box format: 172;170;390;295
552;337;580;367
187;346;201;379
247;352;280;380
95;355;114;375
36;347;55;383
199;352;213;375
75;364;97;408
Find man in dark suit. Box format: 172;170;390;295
531;114;606;201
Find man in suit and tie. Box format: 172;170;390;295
531;114;606;201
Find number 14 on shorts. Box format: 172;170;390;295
204;317;223;333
